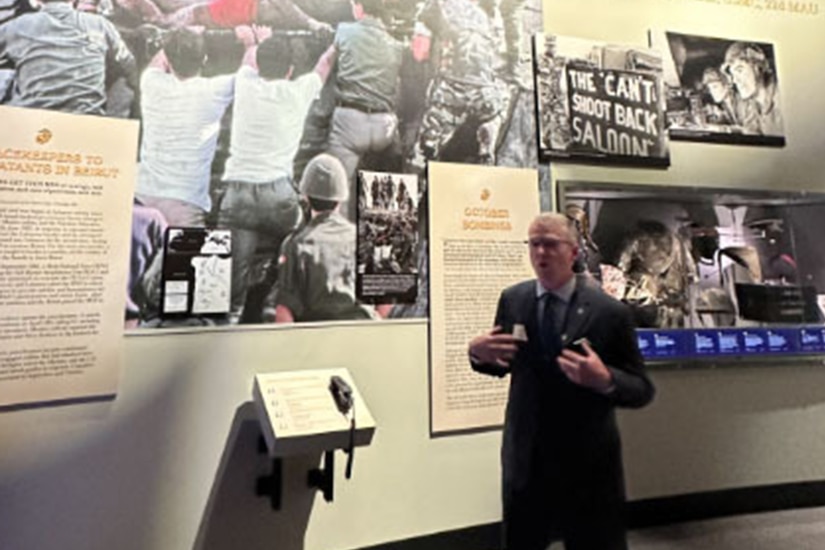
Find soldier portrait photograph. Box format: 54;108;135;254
652;30;785;146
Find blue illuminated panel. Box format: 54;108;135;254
799;328;825;353
766;329;796;353
693;330;719;356
637;326;823;362
741;330;768;354
717;330;742;355
637;330;689;359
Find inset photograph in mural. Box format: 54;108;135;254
160;228;232;317
356;170;420;305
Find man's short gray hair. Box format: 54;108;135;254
529;212;579;243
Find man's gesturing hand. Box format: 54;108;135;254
557;340;614;393
469;326;520;368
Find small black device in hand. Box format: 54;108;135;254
565;337;589;356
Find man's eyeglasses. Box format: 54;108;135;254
527;237;573;251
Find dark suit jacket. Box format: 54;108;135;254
471;275;655;545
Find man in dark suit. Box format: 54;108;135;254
468;212;655;550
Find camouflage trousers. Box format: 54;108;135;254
410;78;508;170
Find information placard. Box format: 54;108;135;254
253;368;376;456
0;106;138;408
428;162;539;434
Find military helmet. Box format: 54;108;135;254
299;153;349;202
300;153;349;202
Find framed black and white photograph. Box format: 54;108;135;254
533;33;669;167
356;170;419;305
650;30;785;146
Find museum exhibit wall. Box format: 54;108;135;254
3;1;825;550
544;0;825;507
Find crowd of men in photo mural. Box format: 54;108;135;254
0;0;541;327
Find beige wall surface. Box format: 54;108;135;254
3;1;825;549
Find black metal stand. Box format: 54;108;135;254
256;457;283;510
255;436;283;510
307;450;335;503
255;434;340;508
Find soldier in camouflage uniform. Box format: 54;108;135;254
274;153;376;323
409;0;509;170
498;0;529;83
618;220;695;329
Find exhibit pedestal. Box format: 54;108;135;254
252;370;376;509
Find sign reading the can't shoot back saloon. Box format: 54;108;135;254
534;33;670;167
566;66;666;160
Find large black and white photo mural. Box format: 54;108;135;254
533;33;669;167
650;30;785;146
0;0;544;329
